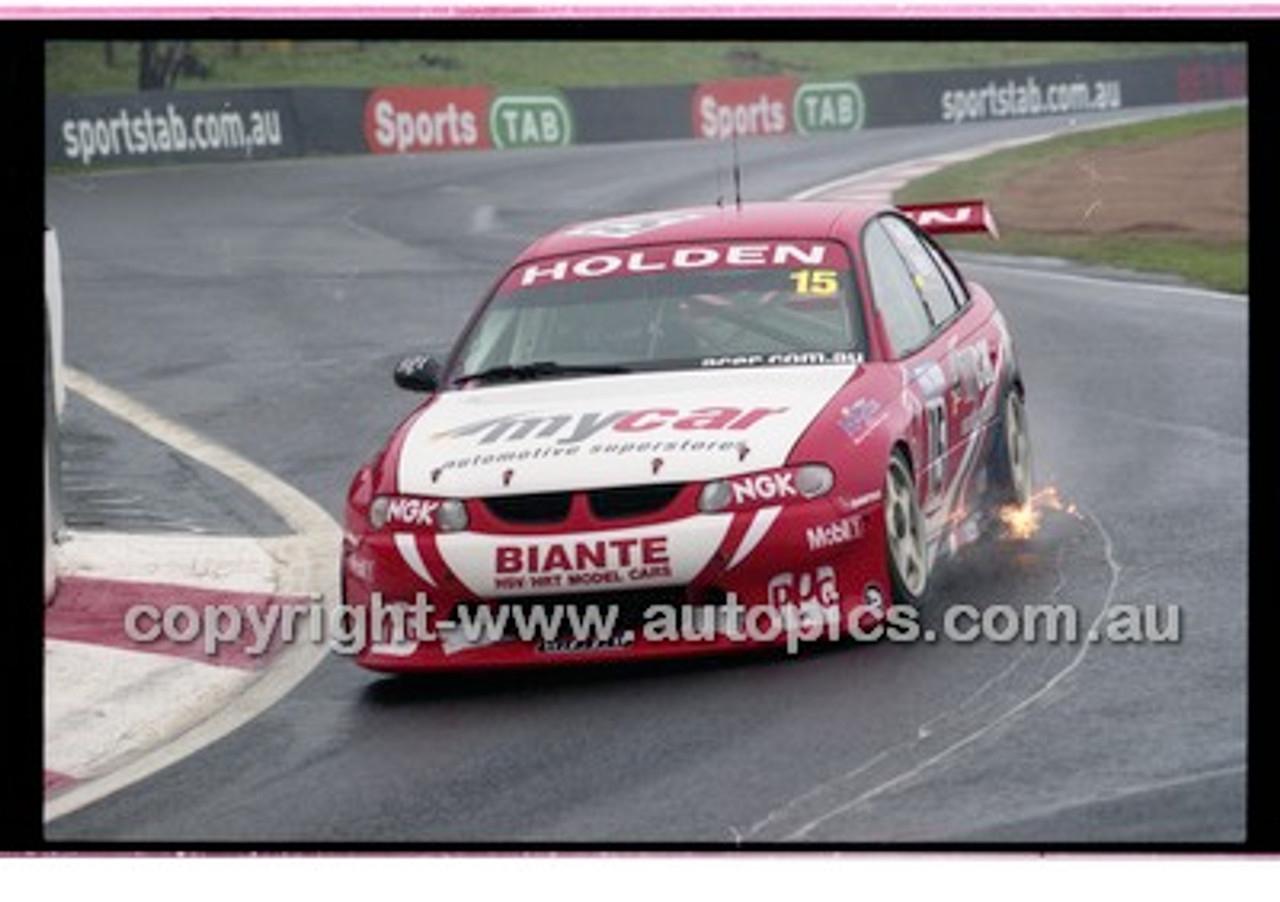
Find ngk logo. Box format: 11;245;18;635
385;497;440;526
729;471;798;505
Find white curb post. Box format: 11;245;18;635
45;226;65;604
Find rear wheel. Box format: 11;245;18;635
991;387;1033;508
885;449;929;606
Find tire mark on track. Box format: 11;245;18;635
734;505;1121;842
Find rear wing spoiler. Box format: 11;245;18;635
897;200;1000;240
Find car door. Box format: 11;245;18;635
880;215;1006;519
863;214;975;518
884;214;1003;441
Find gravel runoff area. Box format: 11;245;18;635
993;127;1246;244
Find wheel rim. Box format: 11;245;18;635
885;457;928;597
1005;391;1032;505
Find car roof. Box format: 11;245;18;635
514;201;889;263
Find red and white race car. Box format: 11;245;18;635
342;199;1032;670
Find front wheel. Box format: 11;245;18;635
885;449;929;606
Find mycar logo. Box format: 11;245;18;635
364;86;493;154
439;406;790;447
490;93;574;149
793;81;866;134
693;77;797;140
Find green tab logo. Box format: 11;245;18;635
794;82;866;134
490;94;574;149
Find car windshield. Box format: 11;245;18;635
449;239;866;385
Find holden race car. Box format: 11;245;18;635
342;198;1033;670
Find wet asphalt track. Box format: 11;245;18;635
44;109;1247;843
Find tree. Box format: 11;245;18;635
137;40;191;91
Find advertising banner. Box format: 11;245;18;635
47;89;301;168
46;51;1246;170
363;85;494;153
691;76;797;140
857;52;1246;128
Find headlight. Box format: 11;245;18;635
368;495;468;532
697;464;834;513
794;464;835;499
698;480;733;514
434;499;469;533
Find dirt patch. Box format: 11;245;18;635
993;127;1247;243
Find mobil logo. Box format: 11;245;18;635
693;77;797;140
491;94;574;149
794;81;866;134
364;86;492;154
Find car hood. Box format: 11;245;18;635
394;364;859;497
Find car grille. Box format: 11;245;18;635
588;483;683;520
482;491;572;525
481;483;683;525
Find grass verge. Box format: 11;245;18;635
46;40;1240;96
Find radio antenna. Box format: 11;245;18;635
715;150;725;209
731;129;743;211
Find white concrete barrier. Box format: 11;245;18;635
45;227;65;603
46;227;65;417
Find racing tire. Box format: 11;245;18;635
885;448;929;607
989;386;1033;509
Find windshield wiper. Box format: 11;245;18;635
451;360;631;386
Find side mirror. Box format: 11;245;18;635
393;354;442;393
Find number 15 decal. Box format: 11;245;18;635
790;269;840;296
925;397;947;501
